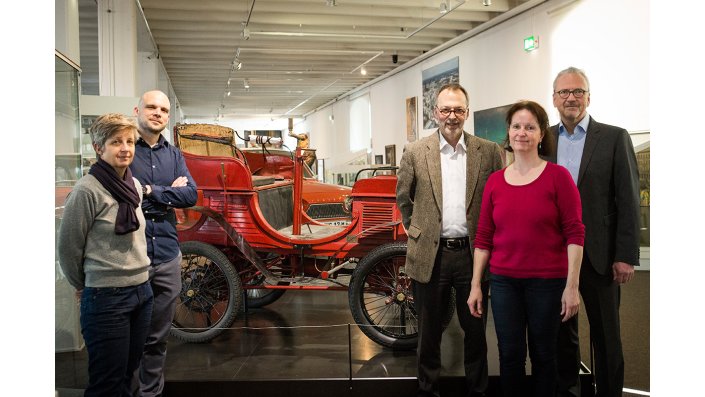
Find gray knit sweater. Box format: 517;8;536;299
58;174;150;290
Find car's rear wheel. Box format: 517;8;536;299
171;241;243;343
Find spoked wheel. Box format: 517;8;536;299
171;241;243;343
348;242;455;350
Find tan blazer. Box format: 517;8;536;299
396;131;503;283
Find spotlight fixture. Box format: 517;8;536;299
482;0;492;6
392;53;398;64
325;0;336;6
242;27;251;40
227;91;231;96
360;66;367;75
439;1;448;14
243;79;250;89
232;47;242;70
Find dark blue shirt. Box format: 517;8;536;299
130;135;197;264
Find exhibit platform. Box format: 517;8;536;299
55;288;602;396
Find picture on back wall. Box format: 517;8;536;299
422;57;459;130
473;104;513;146
406;96;418;142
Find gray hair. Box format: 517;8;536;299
89;113;138;157
553;66;590;91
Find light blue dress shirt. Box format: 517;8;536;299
557;114;590;185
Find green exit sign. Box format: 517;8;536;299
524;35;539;51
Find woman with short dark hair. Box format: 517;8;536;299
58;113;153;397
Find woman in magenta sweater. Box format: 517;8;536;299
467;100;584;396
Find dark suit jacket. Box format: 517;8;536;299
547;117;640;275
396;130;503;283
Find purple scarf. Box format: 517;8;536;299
88;158;141;235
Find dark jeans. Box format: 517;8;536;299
490;273;565;397
80;281;154;397
135;254;182;397
416;245;489;397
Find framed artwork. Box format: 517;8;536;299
374;155;383;164
385;144;396;167
406;96;418;142
473;104;512;146
422;57;459;130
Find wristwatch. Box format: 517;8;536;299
142;184;149;196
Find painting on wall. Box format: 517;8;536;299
385;144;396;167
422;57;459;130
406;96;418;142
473;104;512;146
375;155;384;165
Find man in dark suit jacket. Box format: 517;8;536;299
396;83;503;397
548;67;641;397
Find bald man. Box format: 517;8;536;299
130;90;197;397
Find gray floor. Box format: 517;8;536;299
55;271;649;396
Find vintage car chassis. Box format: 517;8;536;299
172;144;455;350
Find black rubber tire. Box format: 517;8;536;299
348;242;456;350
171;241;243;343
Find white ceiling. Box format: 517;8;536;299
79;0;534;120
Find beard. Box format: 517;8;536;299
139;119;166;135
440;120;463;136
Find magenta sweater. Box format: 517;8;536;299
474;162;585;278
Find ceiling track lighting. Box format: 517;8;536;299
440;1;449;14
325;0;336;6
482;0;491;6
360;66;367;75
243;79;250;89
231;47;242;71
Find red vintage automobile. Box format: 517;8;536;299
171;126;454;350
175;123;352;226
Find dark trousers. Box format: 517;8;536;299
557;258;624;397
490;274;565;397
81;282;154;397
134;254;182;397
415;245;489;397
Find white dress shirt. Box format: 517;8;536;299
439;133;468;238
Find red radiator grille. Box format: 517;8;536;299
361;203;395;232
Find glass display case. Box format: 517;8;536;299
55;54;84;352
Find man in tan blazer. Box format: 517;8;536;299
397;83;503;397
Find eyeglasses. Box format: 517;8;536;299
436;106;468;117
554;88;588;99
